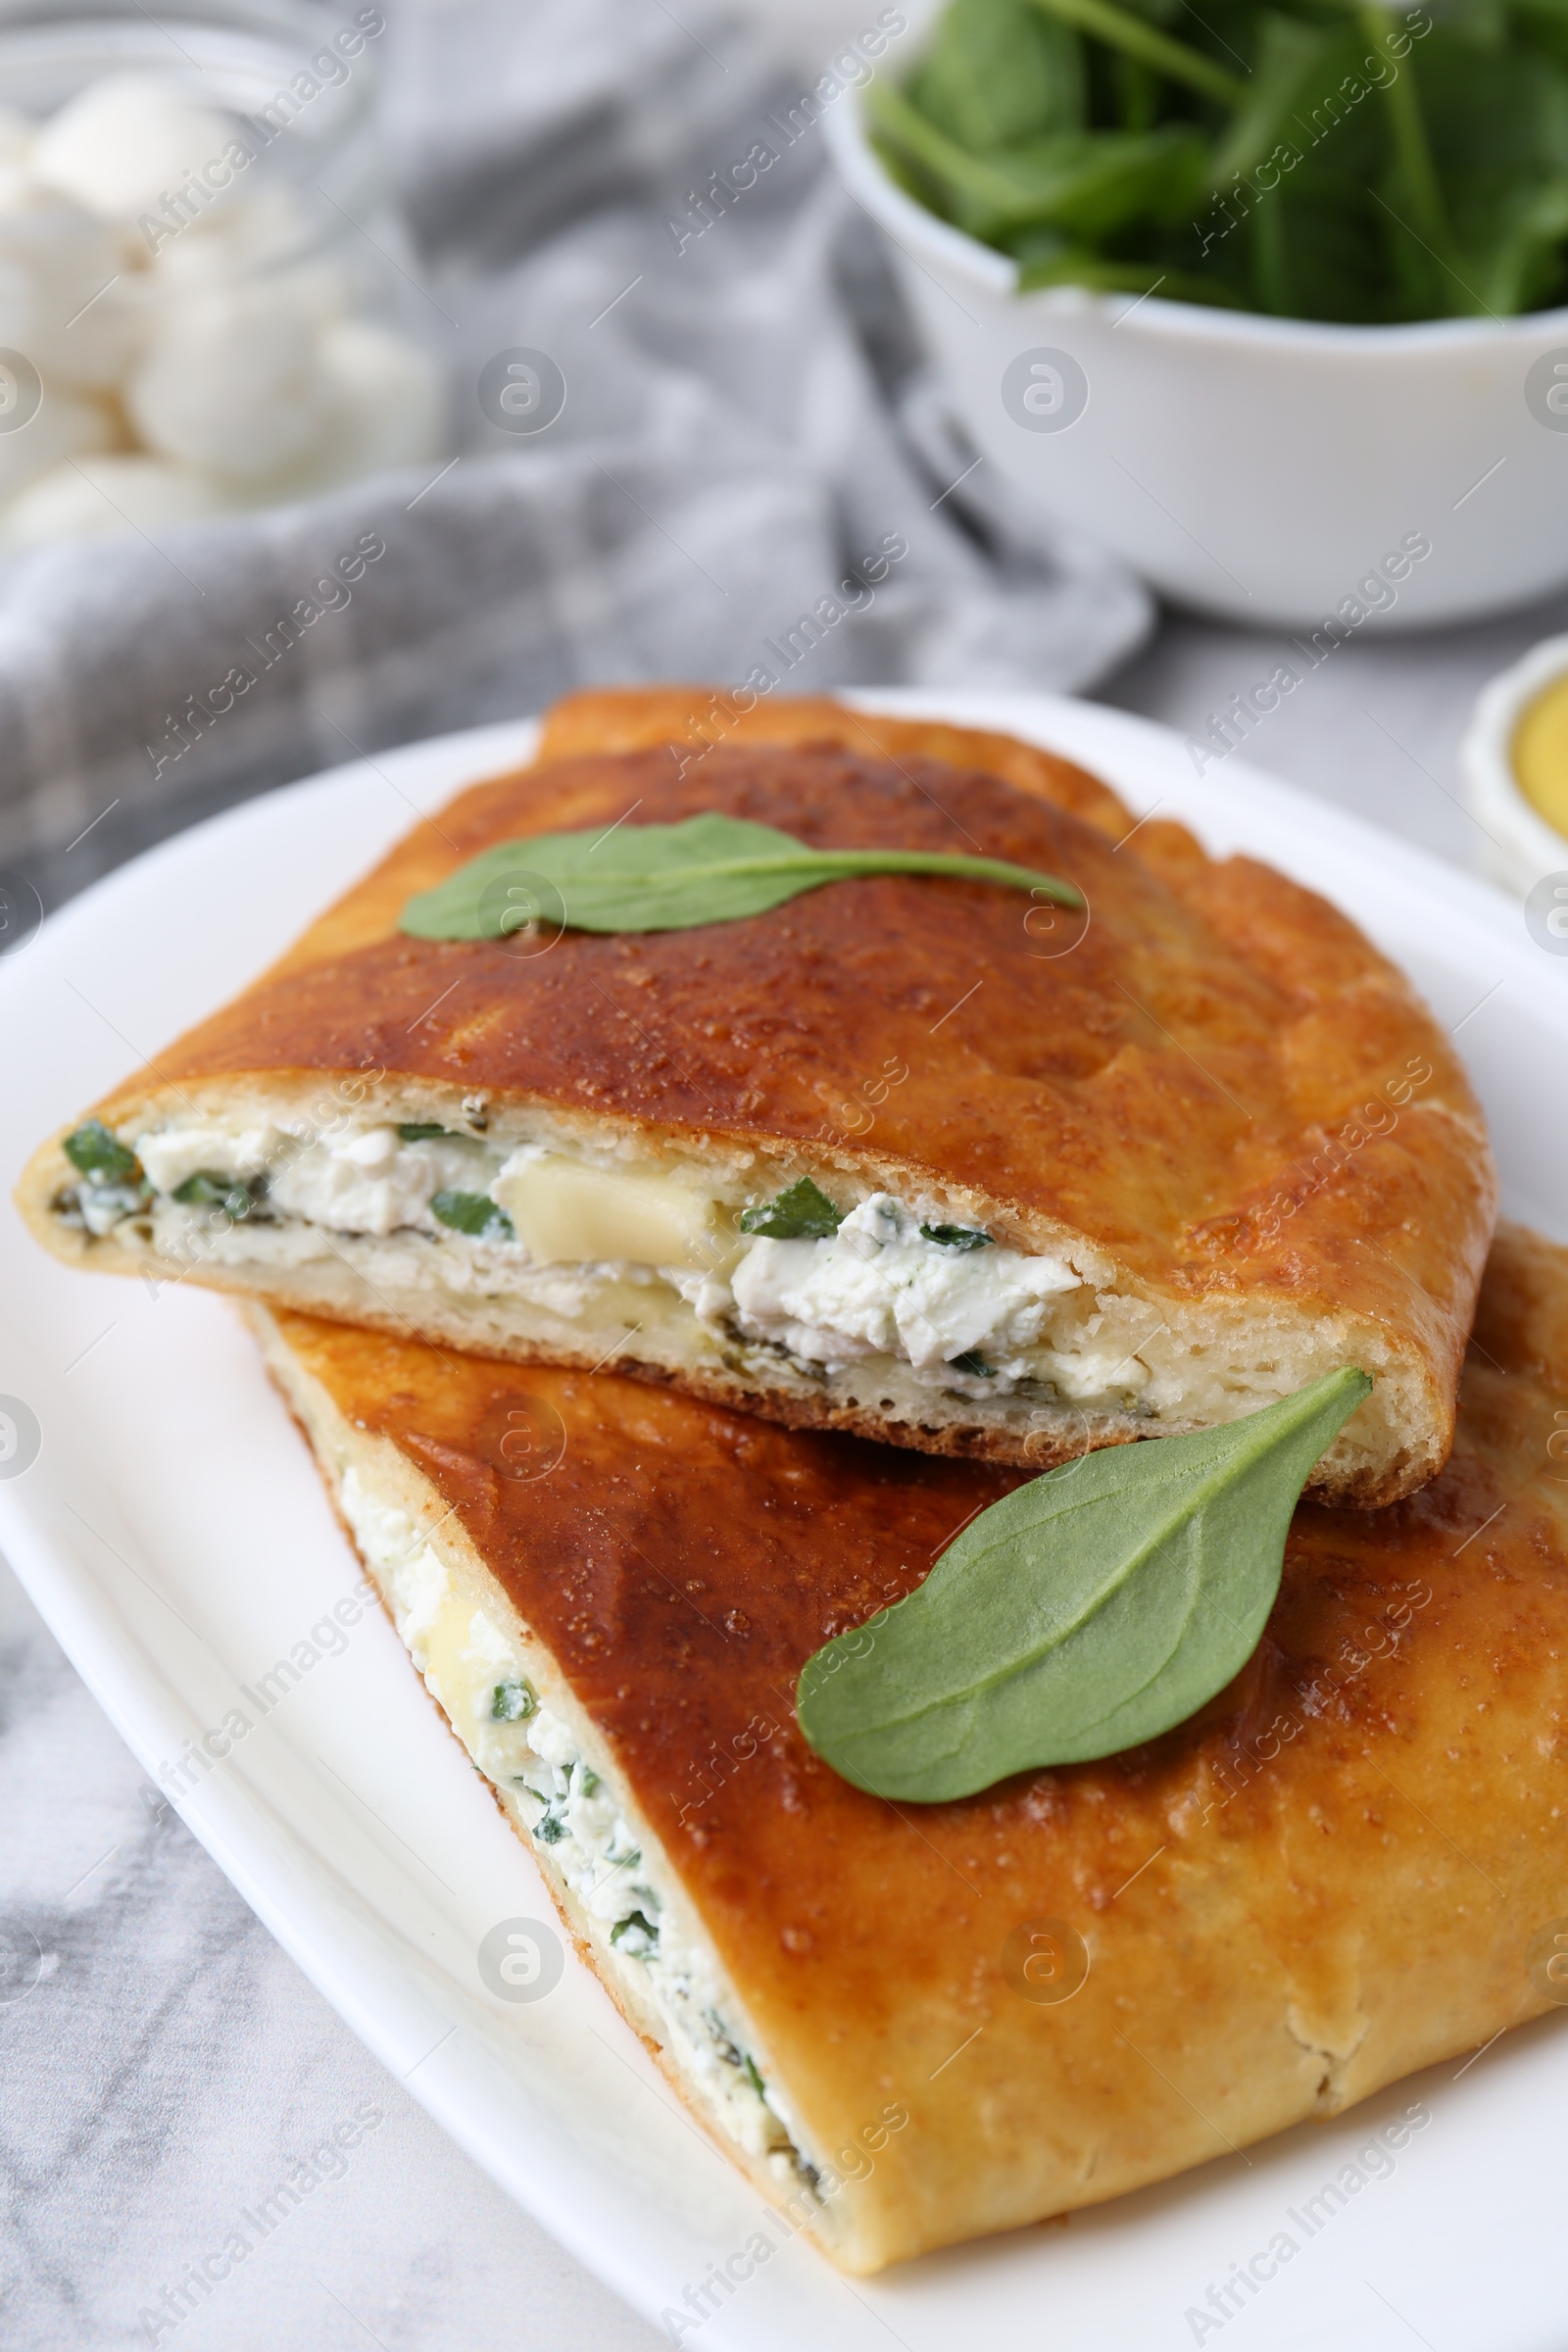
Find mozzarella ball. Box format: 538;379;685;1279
31;74;234;220
0;452;233;547
126;282;334;480
0;382;116;502
311;319;446;483
144;202;351;336
0;190;134;388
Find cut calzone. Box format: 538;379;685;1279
248;1220;1568;2274
20;689;1494;1502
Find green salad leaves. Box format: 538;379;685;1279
399;812;1080;941
797;1367;1369;1800
874;0;1568;320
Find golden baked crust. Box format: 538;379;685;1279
252;1219;1568;2274
19;689;1494;1500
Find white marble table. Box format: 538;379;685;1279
4;591;1565;2349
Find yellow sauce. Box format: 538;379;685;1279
1512;671;1568;837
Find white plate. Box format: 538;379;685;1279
3;695;1566;2352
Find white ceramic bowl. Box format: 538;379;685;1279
1460;633;1568;897
826;53;1568;629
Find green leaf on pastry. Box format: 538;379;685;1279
797;1367;1371;1801
398;811;1081;940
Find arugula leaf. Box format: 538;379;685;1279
797;1367;1369;1800
431;1189;515;1243
740;1177;845;1240
400;812;1080;942
63;1120;140;1183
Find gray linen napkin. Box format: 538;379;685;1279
0;0;1152;915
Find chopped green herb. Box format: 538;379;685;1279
611;1910;660;1954
431;1189;515;1242
575;1765;601;1796
398;1121;458;1142
491;1678;537;1722
62;1120;140;1183
951;1350;997;1377
534;1807;567;1844
742;2053;766;2099
172;1171;257;1219
740;1176;844;1241
920;1223;994;1250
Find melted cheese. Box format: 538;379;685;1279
492;1149;734;1271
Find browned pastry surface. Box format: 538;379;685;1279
259;1219;1568;2272
21;689;1495;1498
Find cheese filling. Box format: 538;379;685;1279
720;1195;1082;1374
62;1114;1155;1406
336;1467;814;2184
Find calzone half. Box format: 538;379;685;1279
20;689;1494;1502
248;1220;1568;2274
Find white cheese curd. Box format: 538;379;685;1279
270;1125;501;1239
727;1194;1083;1373
136;1118;289;1192
337;1466;448;1657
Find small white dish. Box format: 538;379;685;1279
1461;633;1568;899
2;698;1567;2348
827;15;1568;629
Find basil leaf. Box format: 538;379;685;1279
431;1189;515;1242
920;1222;994;1250
797;1367;1370;1801
63;1120;140;1183
399;811;1080;940
739;1177;844;1240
